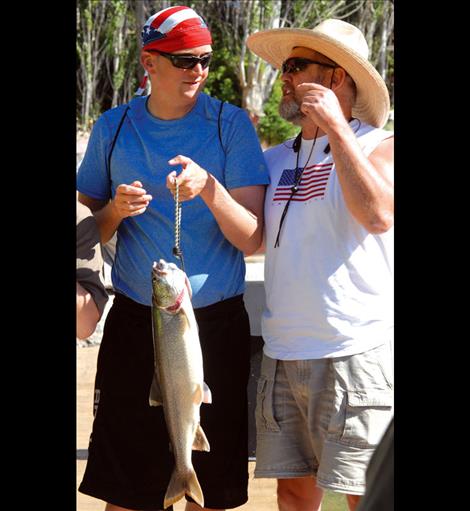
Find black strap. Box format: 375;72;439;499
106;105;130;196
218;100;225;154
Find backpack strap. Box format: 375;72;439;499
218;100;225;155
106;104;130;197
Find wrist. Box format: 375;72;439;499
109;198;125;220
200;171;215;202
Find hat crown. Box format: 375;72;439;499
313;19;369;60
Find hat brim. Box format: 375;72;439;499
247;28;390;128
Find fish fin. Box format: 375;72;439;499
193;383;203;405
193;382;211;405
193;423;210;452
203;382;212;404
164;467;204;509
149;374;163;407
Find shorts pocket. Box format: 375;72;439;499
341;389;393;448
255;376;281;433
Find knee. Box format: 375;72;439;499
277;485;300;511
277;482;321;511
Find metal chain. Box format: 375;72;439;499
173;181;185;272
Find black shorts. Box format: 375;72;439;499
79;292;251;510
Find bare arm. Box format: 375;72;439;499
78;181;153;243
167;155;266;255
298;82;394;234
76;282;101;340
328;129;394;233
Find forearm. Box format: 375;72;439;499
92;202;124;244
328;125;394;233
200;175;265;255
76;282;101;340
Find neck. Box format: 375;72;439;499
300;122;324;140
146;93;196;120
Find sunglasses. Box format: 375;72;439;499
281;57;337;74
151;50;212;70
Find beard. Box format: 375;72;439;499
279;95;304;124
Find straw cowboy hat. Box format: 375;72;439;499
246;19;390;128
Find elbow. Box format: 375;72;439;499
243;243;260;257
242;231;264;256
365;210;394;234
76;305;101;340
76;322;97;340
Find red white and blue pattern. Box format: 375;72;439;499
273;162;333;202
141;6;211;51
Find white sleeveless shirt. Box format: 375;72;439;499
262;121;393;359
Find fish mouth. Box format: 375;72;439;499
153;259;178;276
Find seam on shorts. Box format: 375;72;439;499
255;469;316;479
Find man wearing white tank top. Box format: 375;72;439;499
247;19;394;511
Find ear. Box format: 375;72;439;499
141;50;157;74
331;67;348;91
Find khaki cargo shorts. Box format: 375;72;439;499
254;341;393;495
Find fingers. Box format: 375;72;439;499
114;182;152;218
166;157;208;202
168;155;192;167
166;171;177;189
296;82;327;94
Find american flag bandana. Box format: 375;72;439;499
136;6;212;95
273;162;333;203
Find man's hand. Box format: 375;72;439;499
112;180;152;218
166;155;209;201
296;82;346;132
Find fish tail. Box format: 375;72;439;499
164;467;204;509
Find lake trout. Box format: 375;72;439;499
149;259;211;509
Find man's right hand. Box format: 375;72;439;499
112;180;153;218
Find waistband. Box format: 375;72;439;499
113;292;245;321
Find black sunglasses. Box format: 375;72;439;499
281;57;337;74
150;50;212;70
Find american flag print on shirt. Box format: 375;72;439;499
273;162;334;202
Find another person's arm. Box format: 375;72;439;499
76;282;101;340
76;202;109;339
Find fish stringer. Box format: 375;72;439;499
172;181;185;273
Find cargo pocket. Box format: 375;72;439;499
255;375;281;433
340;389;393;448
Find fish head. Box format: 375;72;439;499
151;259;190;312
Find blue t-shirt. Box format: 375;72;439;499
77;93;269;308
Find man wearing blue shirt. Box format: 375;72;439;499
77;6;269;511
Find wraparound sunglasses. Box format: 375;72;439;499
281;57;337;74
149;50;212;69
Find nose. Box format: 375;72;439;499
280;70;291;83
190;62;205;74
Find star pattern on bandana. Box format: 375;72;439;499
141;25;166;46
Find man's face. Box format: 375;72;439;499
279;47;334;124
149;44;212;104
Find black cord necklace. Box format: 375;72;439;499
273;125;319;248
273;116;362;248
